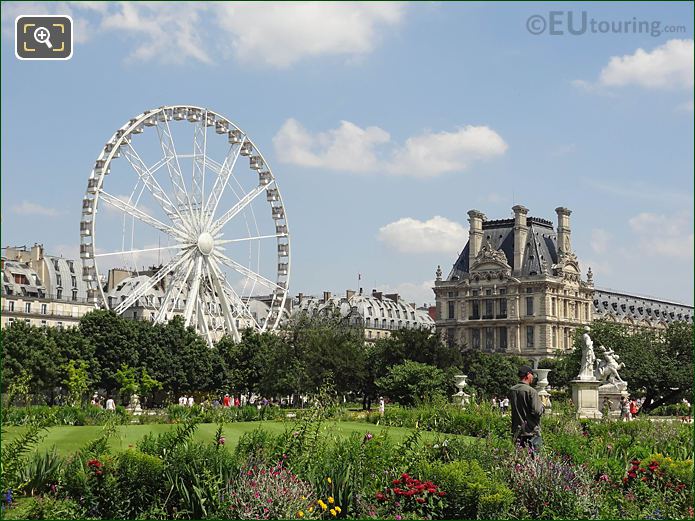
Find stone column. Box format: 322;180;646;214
467;210;485;268
555;207;572;255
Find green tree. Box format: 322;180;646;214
115;364;139;404
62;359;91;406
376;361;447;407
460;350;530;398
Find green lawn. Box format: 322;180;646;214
2;420;451;456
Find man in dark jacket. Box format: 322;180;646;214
509;365;544;451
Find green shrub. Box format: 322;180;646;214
417;459;513;519
2;496;86;520
17;449;64;496
648;403;692;417
115;450;165;518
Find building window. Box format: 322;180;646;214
499;288;506;295
25;303;31;313
527;326;534;347
552;298;557;316
380;308;385;317
485;327;494;350
584;303;589;320
564;327;569;349
498;327;507;349
447;301;455;319
368;330;372;339
471;328;480;349
471;300;480;320
526;287;533;294
388;309;393;318
563;300;568;317
41;320;47;329
68;261;75;273
57;289;63;300
447;328;456;348
382;319;387;329
526;297;534;316
72;290;78;301
366;318;371;328
41;304;47;314
497;298;507;318
552;326;557;347
484;299;493;319
8;317;15;324
71;276;77;287
57;321;64;330
56;274;62;287
485;289;492;296
471;290;479;296
8;301;15;312
574;301;579;319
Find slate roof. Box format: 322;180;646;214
447;217;557;280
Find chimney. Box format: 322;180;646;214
297;292;304;304
555;207;572;255
346;289;355;299
467;209;485;269
372;290;383;301
384;293;399;303
512;205;529;274
322;291;332;303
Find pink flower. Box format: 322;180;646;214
395;516;402;520
218;437;226;445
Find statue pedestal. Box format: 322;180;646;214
598;382;629;419
571;379;603;419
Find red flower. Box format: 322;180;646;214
630;459;641;465
401;473;410;480
438;492;446;497
87;459;102;468
392;479;401;485
628;471;637;479
416;498;426;504
375;492;386;502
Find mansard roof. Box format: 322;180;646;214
447;217;559;281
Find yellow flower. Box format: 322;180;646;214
328;496;334;504
301;496;307;501
335;506;342;514
327;477;332;484
330;509;337;517
308;507;314;513
297;511;305;518
318;500;327;511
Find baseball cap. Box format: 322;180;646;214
518;365;534;377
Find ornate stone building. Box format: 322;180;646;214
592;288;692;329
293;289;435;343
433;205;594;366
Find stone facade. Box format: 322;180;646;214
433;205;594;367
293;289;435;343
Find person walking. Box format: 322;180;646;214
500;396;510;414
187;395;194;407
223;394;231;407
620;396;630;421
629;397;638;420
105;397;115;411
509;365;544;451
378;396;385;415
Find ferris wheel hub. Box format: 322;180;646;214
196;232;215;256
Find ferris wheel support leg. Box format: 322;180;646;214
206;257;241;343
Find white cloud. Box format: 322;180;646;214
11;201;63;217
590;228;611;254
273;118;389;172
273;119;507;177
214;2;404;68
628;212;693;259
378;216;467;254
577;39;694;91
2;2;404;67
100;3;211;64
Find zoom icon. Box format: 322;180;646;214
16;15;73;60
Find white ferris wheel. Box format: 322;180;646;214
80;105;290;347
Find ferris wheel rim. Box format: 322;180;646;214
80;105;291;344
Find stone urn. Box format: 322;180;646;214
535;369;552;410
127;393;143;416
452;374;471;406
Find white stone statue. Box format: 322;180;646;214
595;346;625;386
578;326;596;380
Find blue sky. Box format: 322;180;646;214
2;2;693;306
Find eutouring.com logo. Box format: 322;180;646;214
526;11;687;37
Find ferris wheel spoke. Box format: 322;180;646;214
204;142;244;226
191;115;207;225
213;251;284;292
157;117;195;221
99;191;187;241
121;144;190;231
196;294;215;348
210;180;275;234
95;244;188;258
207;256;257;334
113;250;192;314
216;233;287;246
154;257;195;322
183;256;204;327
